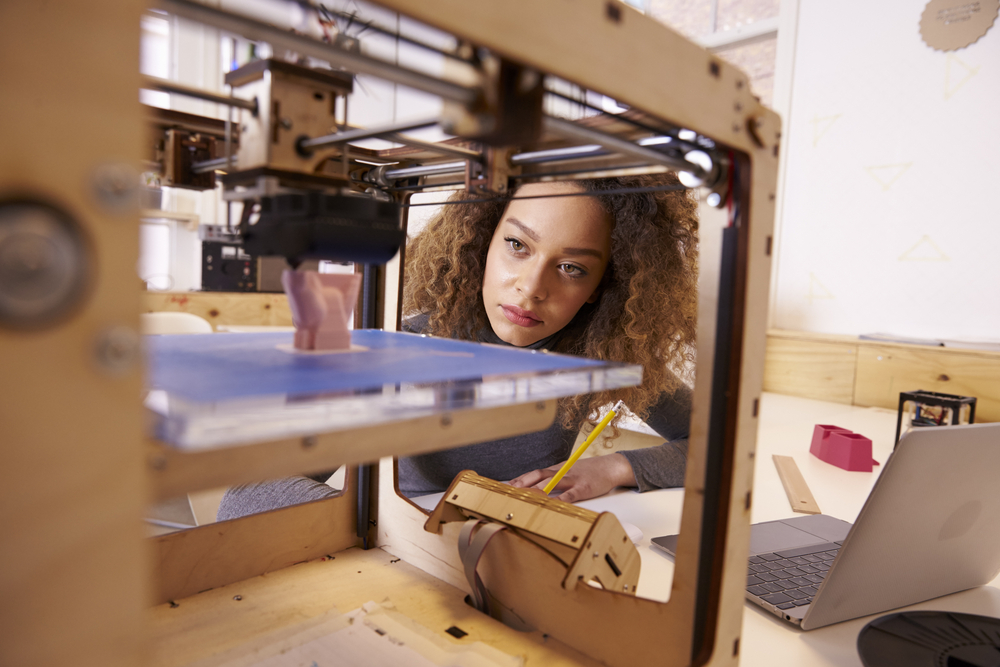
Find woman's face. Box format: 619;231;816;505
482;181;612;347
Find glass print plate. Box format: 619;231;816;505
145;330;643;450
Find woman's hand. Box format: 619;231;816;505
508;453;636;503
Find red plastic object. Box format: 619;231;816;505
810;424;879;472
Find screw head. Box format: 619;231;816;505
94;326;140;375
92;163;139;212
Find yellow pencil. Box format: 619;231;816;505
543;400;625;495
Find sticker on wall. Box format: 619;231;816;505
806;272;835;303
920;0;998;51
945;54;980;99
864;163;914;191
811;114;842;147
899;235;950;261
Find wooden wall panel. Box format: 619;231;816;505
764;330;1000;422
854;344;1000;422
144;291;293;329
763;334;857;405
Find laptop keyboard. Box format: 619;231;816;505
746;541;842;610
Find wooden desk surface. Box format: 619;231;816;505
150;392;1000;666
579;392;1000;666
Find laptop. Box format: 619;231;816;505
651;422;1000;630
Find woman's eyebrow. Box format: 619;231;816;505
562;246;604;259
504;217;540;242
505;217;604;259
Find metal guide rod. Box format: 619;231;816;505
383;161;468;180
371;132;698;182
298;118;439;151
543;116;708;180
191;157;232;174
151;0;479;106
318;6;470;64
512;136;686;165
142;75;258;113
511;144;608;165
383;134;482;161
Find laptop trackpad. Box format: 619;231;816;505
750;515;852;554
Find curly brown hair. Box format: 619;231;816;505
402;172;699;431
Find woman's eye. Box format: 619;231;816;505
505;237;524;251
561;264;586;276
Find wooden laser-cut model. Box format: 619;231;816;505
1;1;779;665
426;471;642;597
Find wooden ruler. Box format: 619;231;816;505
772;455;821;515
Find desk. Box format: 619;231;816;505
573;392;1000;666
151;392;1000;666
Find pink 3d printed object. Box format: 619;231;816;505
282;270;362;351
810;424;880;472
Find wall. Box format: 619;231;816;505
771;0;1000;344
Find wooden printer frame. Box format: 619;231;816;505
0;1;778;666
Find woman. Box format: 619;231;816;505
399;172;697;503
217;172;697;520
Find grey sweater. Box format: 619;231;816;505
216;318;690;521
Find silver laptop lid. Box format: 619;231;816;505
802;422;1000;630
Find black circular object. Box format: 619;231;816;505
857;611;1000;667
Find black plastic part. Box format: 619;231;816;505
692;223;742;663
294;134;314;158
357;463;372;549
241;192;403;266
857;611;1000;667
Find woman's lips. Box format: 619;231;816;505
501;304;542;327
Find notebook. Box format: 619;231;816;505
651;422;1000;629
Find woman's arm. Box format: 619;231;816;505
509;382;692;500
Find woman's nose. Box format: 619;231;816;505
515;261;547;301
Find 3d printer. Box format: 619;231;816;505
0;1;779;665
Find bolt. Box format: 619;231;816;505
441;414;452;427
233;595;242;601
593;552;600;559
706;192;722;208
506;513;514;520
280;118;293;130
302;435;317;448
535;402;545;411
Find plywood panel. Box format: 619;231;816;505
149;401;557;500
148;548;601;667
763;333;858;404
144;291;293;329
854;344;1000;422
0;2;147;666
154;476;357;604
